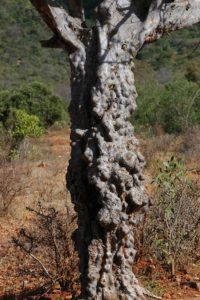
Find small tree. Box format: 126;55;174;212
143;157;200;276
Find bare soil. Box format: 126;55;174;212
0;129;199;299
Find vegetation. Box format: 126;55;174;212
1;1;199;136
0;81;69;157
133;23;200;135
10;109;43;139
142;157;200;276
13;203;79;293
0;1;200;299
0;158;30;216
0;82;69;158
133;79;200;134
0;82;68;128
0;2;199;93
0;0;69;100
7;109;43;157
137;24;200;77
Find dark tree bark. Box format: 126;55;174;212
29;0;200;298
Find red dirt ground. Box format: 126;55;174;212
0;129;199;299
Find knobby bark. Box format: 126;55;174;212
29;0;200;299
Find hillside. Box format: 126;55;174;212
0;0;199;101
0;0;70;100
138;23;200;84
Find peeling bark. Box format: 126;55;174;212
29;0;200;299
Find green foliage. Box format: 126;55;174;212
0;0;70;100
7;109;43;159
144;279;165;297
132;82;163;136
137;24;200;79
0;82;68;128
152;156;187;194
0;90;10;121
0;0;200;137
132;79;200;134
159;80;200;133
10;109;43;140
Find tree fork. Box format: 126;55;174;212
29;0;200;299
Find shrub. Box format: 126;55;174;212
8;109;42;141
159;80;200;133
5;109;43;158
0;159;30;216
132;82;163;136
141;157;200;276
132;79;200;134
0;82;68;128
13;203;79;294
10;109;43;140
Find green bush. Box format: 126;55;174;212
0;82;68;128
7;109;43;158
10;109;43;140
159;80;200;133
132;82;163;136
132;79;200;134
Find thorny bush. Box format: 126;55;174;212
139;157;200;276
13;202;80;294
0;158;30;216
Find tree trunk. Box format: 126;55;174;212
28;1;200;299
67;21;149;299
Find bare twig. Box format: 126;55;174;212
13;237;52;279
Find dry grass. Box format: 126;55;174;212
180;126;200;162
0;159;31;216
0;128;76;297
141;134;177;167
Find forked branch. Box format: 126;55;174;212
30;0;85;51
141;0;200;43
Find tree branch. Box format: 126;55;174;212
30;0;84;51
141;0;200;43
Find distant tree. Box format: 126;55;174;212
29;0;200;298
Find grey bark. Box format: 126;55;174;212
29;0;200;299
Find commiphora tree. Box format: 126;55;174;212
29;0;200;299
